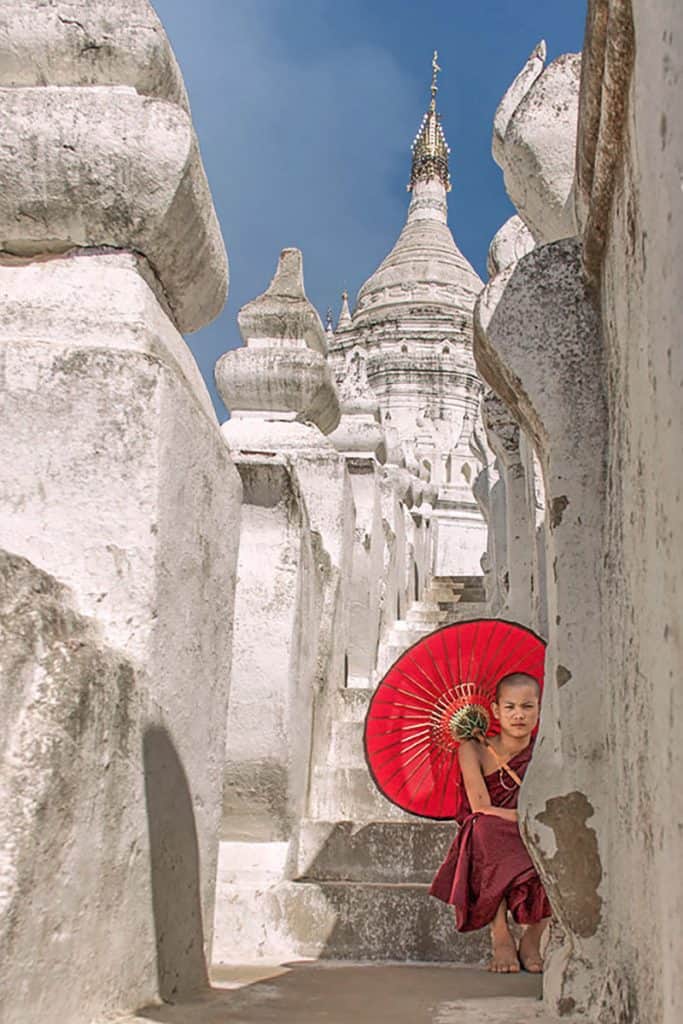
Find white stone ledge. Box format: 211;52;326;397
0;86;227;333
0;253;217;424
0;0;189;109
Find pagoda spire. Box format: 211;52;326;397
408;50;451;193
337;289;352;329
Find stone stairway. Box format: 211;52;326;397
213;820;489;964
213;576;488;966
297;577;488;962
377;575;487;675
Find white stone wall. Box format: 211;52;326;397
221;455;324;841
0;4;241;1020
475;4;683;1019
599;3;683;1019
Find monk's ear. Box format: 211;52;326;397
491;701;501;722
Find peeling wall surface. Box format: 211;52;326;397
600;3;683;1021
474;1;683;1020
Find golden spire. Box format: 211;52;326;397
408;49;451;192
430;50;441;109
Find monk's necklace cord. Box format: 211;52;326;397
498;768;518;791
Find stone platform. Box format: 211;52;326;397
123;962;562;1024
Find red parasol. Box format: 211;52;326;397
364;618;546;820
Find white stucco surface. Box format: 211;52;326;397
474;4;683;1018
0;5;241;1019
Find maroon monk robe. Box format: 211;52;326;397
429;740;551;931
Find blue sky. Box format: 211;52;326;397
153;1;586;417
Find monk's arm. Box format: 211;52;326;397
458;742;517;821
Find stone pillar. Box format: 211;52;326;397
215;247;346;838
376;463;411;649
471;421;507;615
476;241;607;1017
0;3;241;1020
492;42;581;245
482;390;534;626
520;433;548;638
329;347;387;688
475;31;639;1016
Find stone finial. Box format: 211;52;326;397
0;0;227;334
337;290;352;329
493;49;581;244
237;248;328;355
487;215;535;278
493;40;546;166
216;248;340;435
325;307;334;341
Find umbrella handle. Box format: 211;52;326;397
472;731;523;787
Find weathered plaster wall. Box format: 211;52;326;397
476;241;609;1020
0;553;151;1023
599;3;683;1020
0;3;241;1019
476;3;683;1019
221;455;323;841
0;553;215;1022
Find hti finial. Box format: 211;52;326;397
430;50;441;109
408;49;451;192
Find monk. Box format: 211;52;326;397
429;673;552;973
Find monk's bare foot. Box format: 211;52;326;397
489;938;520;973
518;926;544;973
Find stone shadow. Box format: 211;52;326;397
143;725;209;1003
135;962;542;1024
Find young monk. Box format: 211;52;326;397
429;673;552;973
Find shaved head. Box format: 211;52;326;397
495;672;541;703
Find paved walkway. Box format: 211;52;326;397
123;962;560;1024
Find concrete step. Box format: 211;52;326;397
391;621;433;638
295;819;456;884
376;641;413;676
333;687;373;724
302;880;489;962
440;577;487;602
329;718;368;767
405;601;447;625
309;766;412;822
442;602;488;625
212;879;489;964
216;839;289;886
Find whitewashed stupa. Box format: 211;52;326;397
329;53;487;576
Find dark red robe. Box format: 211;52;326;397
429;741;551;931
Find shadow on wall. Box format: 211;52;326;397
143;725;209;1002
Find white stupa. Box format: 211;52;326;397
329;52;487;576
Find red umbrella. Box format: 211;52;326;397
364;618;546;820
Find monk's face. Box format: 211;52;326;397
492;682;540;739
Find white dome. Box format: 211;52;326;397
353;179;483;327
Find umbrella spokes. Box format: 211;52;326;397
364;618;546;820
